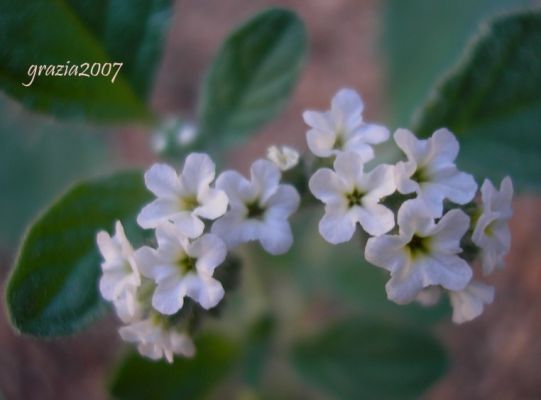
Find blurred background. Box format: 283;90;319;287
1;0;541;399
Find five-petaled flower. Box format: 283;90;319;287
394;128;478;217
212;159;300;255
365;200;472;304
309;151;396;243
303;88;389;161
119;318;195;363
472;177;513;275
137;153;228;238
97;221;141;322
134;223;227;315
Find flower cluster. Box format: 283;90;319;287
306;88;513;324
97;153;300;362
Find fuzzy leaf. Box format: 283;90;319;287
197;8;306;146
5;171;151;336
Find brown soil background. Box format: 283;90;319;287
1;1;540;399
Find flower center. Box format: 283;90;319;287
178;255;197;274
484;221;494;237
246;200;265;219
407;234;431;258
334;131;345;150
180;195;198;211
411;167;429;184
345;188;364;207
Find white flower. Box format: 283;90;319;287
449;281;495;324
394;128;477;217
137;153;228;238
365;200;472;304
472;177;513;275
303;88;389;160
211;160;300;255
309;152;395;243
96;221;141;304
267;145;300;171
134;223;227;315
119;319;195;363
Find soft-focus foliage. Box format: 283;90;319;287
6;172;151;336
0;0;172;121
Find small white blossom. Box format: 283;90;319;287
119;319;195;363
303;88;389;160
309;152;396;243
449;281;495;324
137;153;228;238
472;177;513;275
365;200;472;304
416;286;443;306
394;128;477;217
134;223;227;315
267;145;300;171
97;221;141;305
212;160;300;255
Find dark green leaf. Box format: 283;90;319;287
413;10;541;192
291;318;447;400
110;333;240;400
0;0;172;121
197;8;306;146
0;96;110;251
382;0;531;127
5;171;151;336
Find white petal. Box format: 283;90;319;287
194;187;228;220
319;209;356;244
394;161;418;195
365;235;408;273
416;286;442;306
96;231;118;263
396;200;434;239
426;253;473;291
357;123;389;144
306;129;336;158
308;168;346;205
428;128;459;166
330;88;364;122
258;218;294;255
189;234;227;276
133;246;175;281
216;170;255;206
343;137;375;162
152;276;185;315
99;270;127;301
303;110;334;132
250;159;280;202
334;152;365;185
450;281;494;324
170;212;205;239
137;198;180;229
139;343;163;361
429;169;478;206
265;184;300;219
431;209;470;253
212;210;259;249
184;275;224;309
394;129;426;163
181;153;216;194
361;164;396;200
355;204;395;236
144;163;183;198
170;333;196;358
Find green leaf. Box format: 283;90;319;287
0;96;110;251
197;8;306;146
110;333;240;400
0;0;172;121
413;10;541;192
5;171;151;337
382;0;531;128
291;318;447;400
